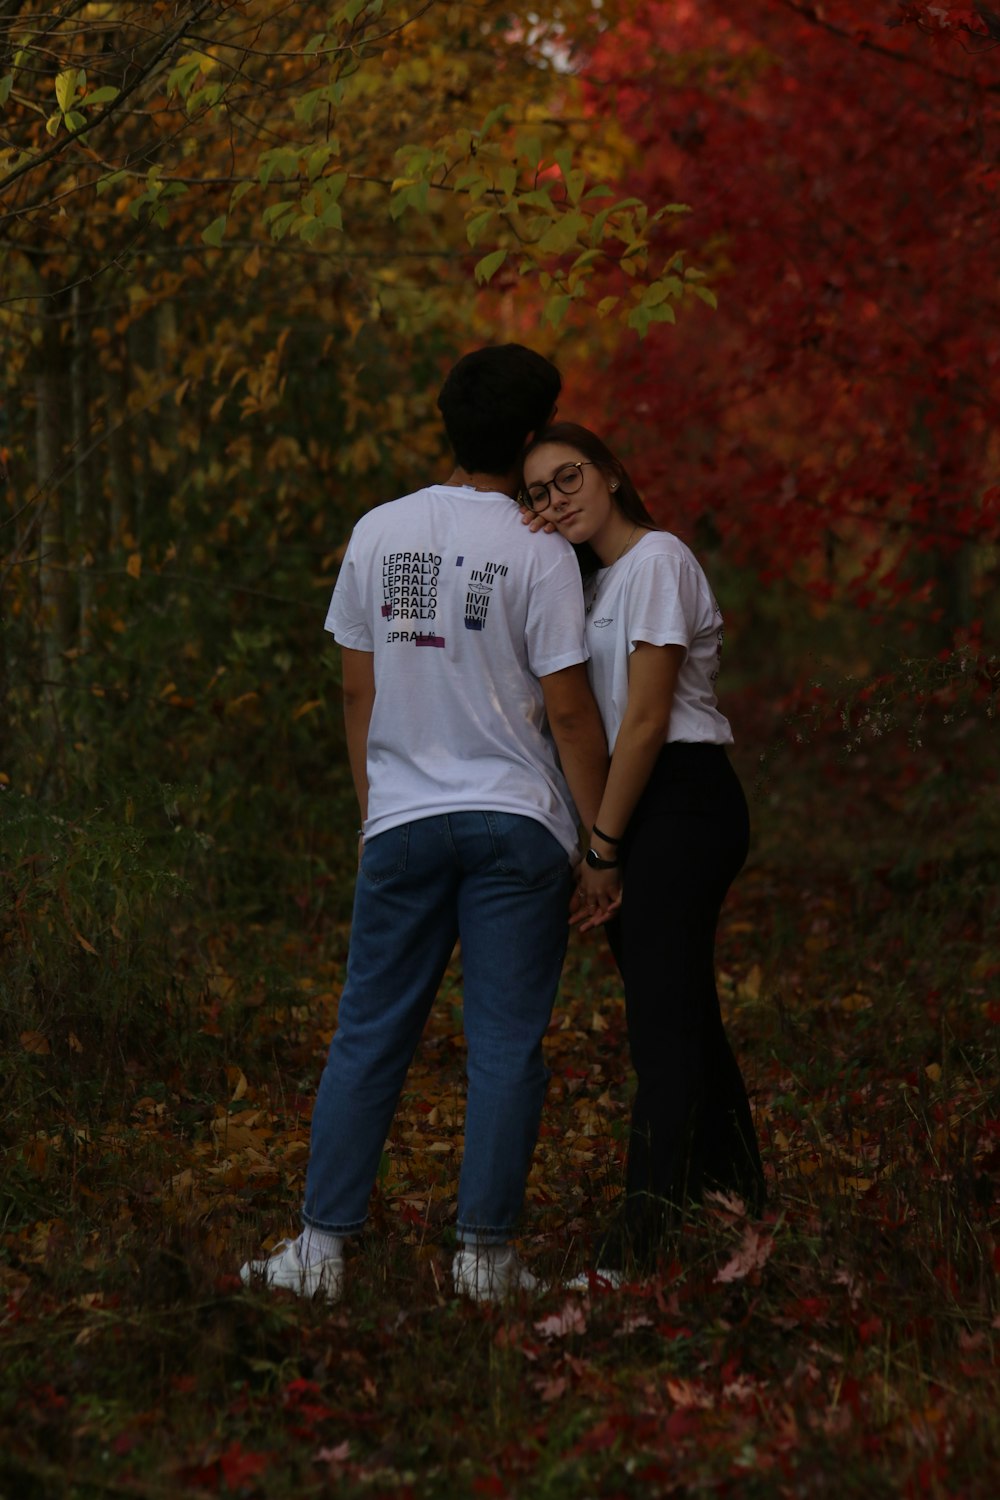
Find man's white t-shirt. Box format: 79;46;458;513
584;531;734;752
325;485;589;854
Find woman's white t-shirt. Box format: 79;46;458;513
584;530;734;752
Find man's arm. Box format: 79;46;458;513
539;663;609;834
341;646;375;822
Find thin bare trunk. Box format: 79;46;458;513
36;332;73;760
72;282;96;653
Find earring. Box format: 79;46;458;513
610;481;619;492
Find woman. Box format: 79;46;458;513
519;423;765;1276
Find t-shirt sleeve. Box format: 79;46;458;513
525;546;589;678
624;553;708;654
324;534;374;650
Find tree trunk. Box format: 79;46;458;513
72;282;96;654
36;329;73;768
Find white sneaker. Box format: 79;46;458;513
564;1267;625;1292
240;1237;344;1301
452;1245;540;1302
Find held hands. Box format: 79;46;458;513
570;863;622;933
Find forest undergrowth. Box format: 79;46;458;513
1;693;998;1499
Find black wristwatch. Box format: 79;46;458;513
584;848;620;871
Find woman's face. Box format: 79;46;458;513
521;443;617;546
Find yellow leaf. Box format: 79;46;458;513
736;963;762;1002
75;931;99;955
243;244;261;278
68;1032;84;1054
21;1031;50;1055
126;552;142;579
925;1062;942;1083
293;698;321;720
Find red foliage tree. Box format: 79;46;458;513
573;0;1000;635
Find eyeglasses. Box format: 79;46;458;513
519;461;597;513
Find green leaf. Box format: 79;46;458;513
318;200;343;231
293;88;324;125
643;277;682;307
167;58;201;98
262;200;297;228
202;216;227;248
85;85;120;107
64;110;86;132
0;75;13;108
479;103;508;137
692;284;718;309
517;135;544;170
306;144;334;180
564;169;587;206
466;209;494;247
230;179;253;210
582;185;614;201
517;189;555;210
536;211;587;256
54;68;79;114
188;81;223;113
474;249;507;285
589;205;615;245
258;147;301;186
543;294;572;329
569;247;602;273
596;296;620;318
96;169;128;196
45;113;61;137
323;171;348;201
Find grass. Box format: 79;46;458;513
1;704;997;1498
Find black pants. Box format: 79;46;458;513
605;744;764;1255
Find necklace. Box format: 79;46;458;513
586;526;640;616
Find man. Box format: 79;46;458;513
242;344;608;1301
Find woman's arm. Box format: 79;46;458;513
593;642;684;844
575;642;684;929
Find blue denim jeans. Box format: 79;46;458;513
302;812;573;1245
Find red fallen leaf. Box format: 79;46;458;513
715;1225;773;1283
856;1315;883;1345
573;1418;619;1454
534;1301;587;1339
472;1477;507;1497
838;1375;863;1418
283;1378;322;1405
315;1441;351;1463
218;1441;270;1490
666;1409;697;1442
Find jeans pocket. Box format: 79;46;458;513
360;825;409;886
487;814;569;890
